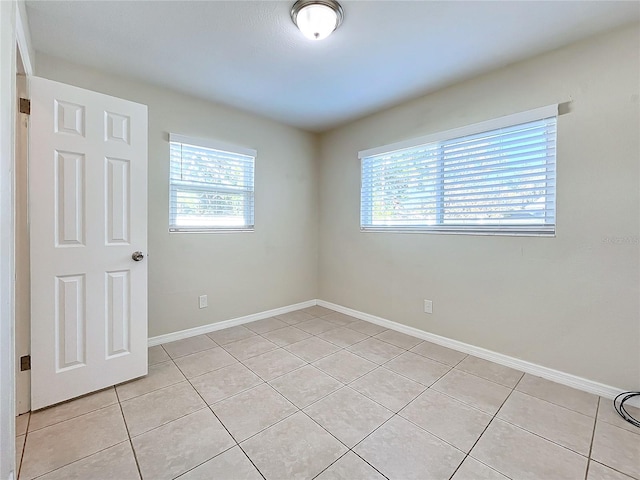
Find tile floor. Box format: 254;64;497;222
15;306;640;480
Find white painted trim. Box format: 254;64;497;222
15;2;33;76
148;300;316;347
0;2;18;479
358;104;558;158
147;297;639;409
169;133;256;157
316;299;640;408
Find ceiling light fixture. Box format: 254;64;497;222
291;0;344;41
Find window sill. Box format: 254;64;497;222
169;227;255;234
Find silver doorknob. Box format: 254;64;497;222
132;251;144;262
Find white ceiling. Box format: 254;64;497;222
26;1;640;132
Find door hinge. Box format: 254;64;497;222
19;98;30;115
20;355;31;371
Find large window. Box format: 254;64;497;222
169;134;255;232
360;105;557;236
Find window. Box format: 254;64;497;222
360;105;557;236
169;134;255;232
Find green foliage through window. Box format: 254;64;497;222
360;112;557;235
169;136;255;231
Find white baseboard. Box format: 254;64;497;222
316;299;640;408
147;297;638;408
147;299;316;347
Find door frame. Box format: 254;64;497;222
0;2;33;479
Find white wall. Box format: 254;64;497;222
36;54;319;337
318;24;640;390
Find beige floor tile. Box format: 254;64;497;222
591;420;640;478
350;367;425;412
132;408;234;480
212;383;297;442
455;356;523;388
222;335;278;360
29;388;118;431
241;411;347;480
36;441;140;480
318;327;369;348
15;434;25;474
16;413;29;436
471;419;588;480
261;325;311;346
121;381;206;436
432;369;511;415
385;351;450;386
355;415;465;480
20;405;128;480
316;452;386;480
297;317;341;335
323;312;360;326
313;350;377;384
587;461;637;480
275;310;315;325
347;320;387;336
451;457;509;480
497;390;594;455
173;347;237;379
410;341;467;366
243;348;306;381
400;389;492;452
206;325;255;345
302;305;336;317
245;316;288;334
162;335;217;359
598;398;640;435
284;336;341;362
270;365;342;408
375;329;422;349
116;361;185;401
190;362;262;405
148;345;170;365
516;374;598;417
304;387;393;447
178;446;262;480
347;337;404;364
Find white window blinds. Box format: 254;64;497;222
169;134;255;232
360;106;558;235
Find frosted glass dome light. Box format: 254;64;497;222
291;0;344;41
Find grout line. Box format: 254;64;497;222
174;353;268;480
587;460;638;480
447;376;520;480
511;389;596;418
585;397;601;480
114;386;144;480
235;443;267;480
15;412;31;480
27;441;134;480
172;442;238;479
310;450;353;480
349;450;391;480
150;311;604;480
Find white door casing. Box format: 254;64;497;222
29;77;148;410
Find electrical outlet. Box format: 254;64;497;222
424;299;433;314
199;295;208;309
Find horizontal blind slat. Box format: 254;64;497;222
360;114;557;235
170;138;255;230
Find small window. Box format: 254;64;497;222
169;134;255;232
359;105;558;236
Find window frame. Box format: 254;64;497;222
359;105;558;237
168;133;256;233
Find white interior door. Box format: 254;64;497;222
29;76;148;410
